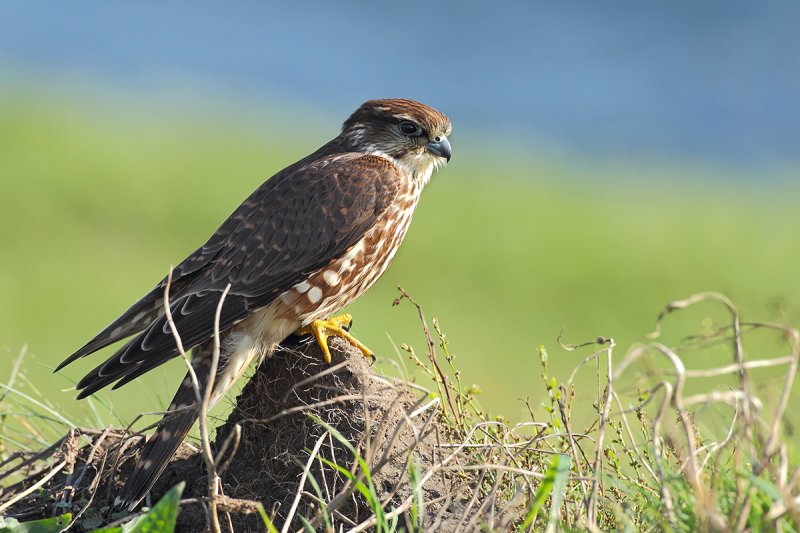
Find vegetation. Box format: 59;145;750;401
3;92;800;425
2;291;799;530
1;93;799;530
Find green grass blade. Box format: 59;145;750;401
309;416;387;529
301;469;331;531
298;516;316;533
545;455;570;533
254;502;278;533
519;454;570;532
0;513;71;533
0;384;75;428
408;457;423;530
317;456;373;503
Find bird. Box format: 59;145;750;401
55;98;452;510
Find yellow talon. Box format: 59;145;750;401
295;313;374;364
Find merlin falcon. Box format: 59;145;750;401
56;99;452;510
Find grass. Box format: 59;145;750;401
311;291;800;531
1;290;798;531
1;88;800;529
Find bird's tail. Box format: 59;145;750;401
115;341;215;510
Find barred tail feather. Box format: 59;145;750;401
116;403;199;510
115;341;213;510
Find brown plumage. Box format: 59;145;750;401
56;98;452;509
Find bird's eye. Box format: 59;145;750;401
399;121;422;136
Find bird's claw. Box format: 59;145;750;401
295;313;374;364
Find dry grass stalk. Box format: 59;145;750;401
1;290;798;531
163;267;233;532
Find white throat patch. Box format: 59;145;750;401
368;149;441;186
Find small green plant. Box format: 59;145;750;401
89;482;182;533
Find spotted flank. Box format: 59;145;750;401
322;269;340;286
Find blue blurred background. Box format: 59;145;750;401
3;0;799;166
1;1;799;431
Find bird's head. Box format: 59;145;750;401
340;99;452;184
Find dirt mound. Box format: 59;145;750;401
2;336;476;531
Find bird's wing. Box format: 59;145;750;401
61;153;403;397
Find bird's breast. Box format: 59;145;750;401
276;180;422;326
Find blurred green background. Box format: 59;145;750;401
1;2;799;430
2;91;798;428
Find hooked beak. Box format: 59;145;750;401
426;136;452;162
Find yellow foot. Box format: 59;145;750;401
295;313;374;364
